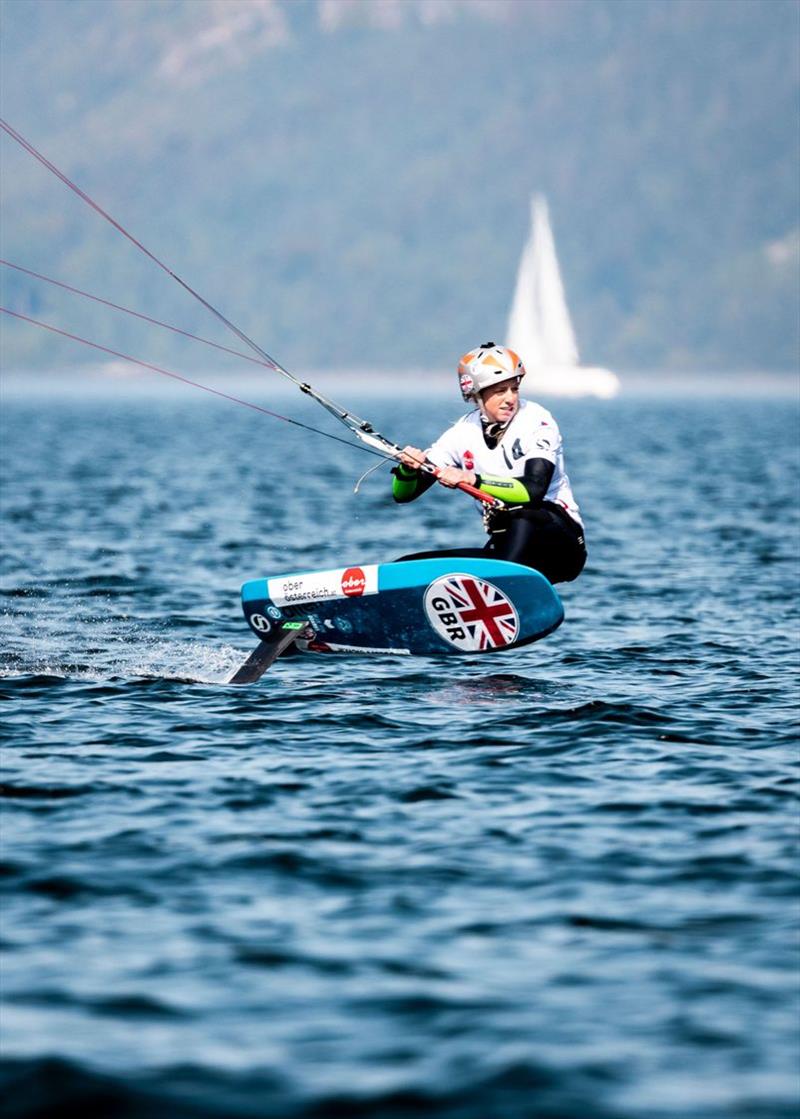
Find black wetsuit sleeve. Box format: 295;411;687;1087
520;457;555;506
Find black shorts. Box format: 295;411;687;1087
485;502;586;584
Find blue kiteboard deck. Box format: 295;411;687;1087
239;557;563;659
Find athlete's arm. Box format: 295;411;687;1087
391;447;438;503
391;460;437;503
473;457;555;506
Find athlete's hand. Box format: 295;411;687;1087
398;446;427;470
437;466;478;489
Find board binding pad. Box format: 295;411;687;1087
241;557;563;657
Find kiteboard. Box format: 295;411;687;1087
229;557;563;682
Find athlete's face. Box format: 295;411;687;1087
479;378;521;424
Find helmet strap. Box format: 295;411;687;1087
481;416;511;444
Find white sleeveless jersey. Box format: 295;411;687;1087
425;399;583;527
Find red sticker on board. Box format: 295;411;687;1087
341;567;367;596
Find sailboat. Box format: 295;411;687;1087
506;194;620;398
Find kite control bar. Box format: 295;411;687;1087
354;429;502;508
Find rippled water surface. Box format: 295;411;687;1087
2;378;798;1119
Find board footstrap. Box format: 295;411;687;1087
228;620;313;684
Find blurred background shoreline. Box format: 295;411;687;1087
2;367;798;401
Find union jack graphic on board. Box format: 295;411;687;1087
424;574;520;652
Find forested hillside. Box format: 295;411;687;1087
1;0;797;373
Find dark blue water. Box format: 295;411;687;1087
2;376;799;1119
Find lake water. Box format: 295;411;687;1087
1;374;798;1119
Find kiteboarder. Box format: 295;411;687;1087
392;343;586;584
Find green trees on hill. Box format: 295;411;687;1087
1;0;797;373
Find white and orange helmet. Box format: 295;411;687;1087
457;342;525;402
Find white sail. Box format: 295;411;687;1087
506;194;620;398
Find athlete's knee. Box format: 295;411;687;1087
555;549;587;583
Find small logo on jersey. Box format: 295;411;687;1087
341;567;367;596
511;438;524;460
424;575;520;651
463;449;475;471
250;613;272;634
